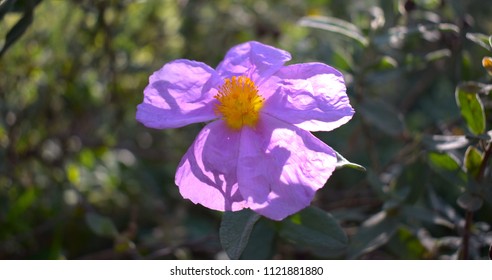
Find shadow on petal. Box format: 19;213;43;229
136;60;222;129
238;115;336;220
175;121;247;212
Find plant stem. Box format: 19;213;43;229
460;141;492;259
460;211;473;260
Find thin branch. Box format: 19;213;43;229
460;140;492;259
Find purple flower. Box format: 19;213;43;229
136;41;354;220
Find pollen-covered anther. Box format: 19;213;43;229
214;76;265;130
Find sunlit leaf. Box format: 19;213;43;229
219;209;260;260
465;32;492;51
455;85;486;135
423;134;470;151
298;16;369;46
428;152;461;171
335;151;366;171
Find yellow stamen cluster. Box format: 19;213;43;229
214;76;265;130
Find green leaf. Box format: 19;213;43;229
375;56;398;70
464;146;483;178
219;209;260;260
428;152;461;171
298;16;369;47
456;84;486;135
358;99;405;136
279;206;348;257
335;151;366;171
239;219;276;260
85;212;118;238
457;192;483;212
465;32;492;51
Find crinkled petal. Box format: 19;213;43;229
136;59;221;129
261;62;354;132
237;115;337;220
216;41;291;85
175;120;247;211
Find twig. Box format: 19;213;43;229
460;211;473;260
460;141;492;259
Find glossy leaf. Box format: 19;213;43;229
455;85;486;135
428;152;461;171
298;16;369;46
335;151;366;171
465;32;492;51
279;206;348;256
219;209;260;260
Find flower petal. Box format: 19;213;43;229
216;41;291;85
136;59;220;129
261;62;354;132
175;120;247;211
237;115;337;220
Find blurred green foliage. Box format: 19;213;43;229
1;0;491;259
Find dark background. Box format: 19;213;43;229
1;0;491;259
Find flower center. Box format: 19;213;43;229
214;76;265;130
